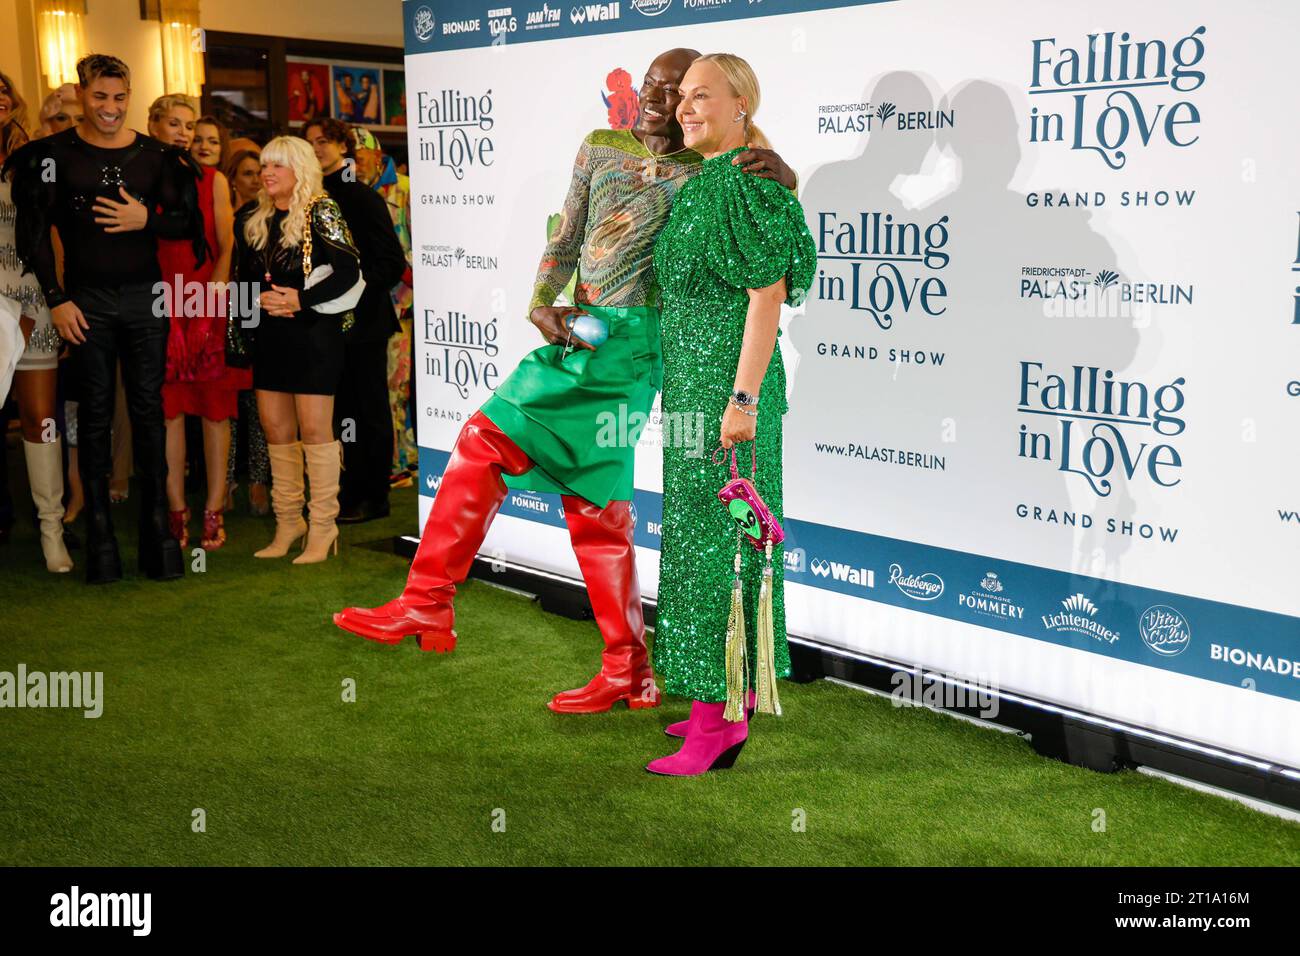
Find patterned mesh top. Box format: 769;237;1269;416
0;180;45;316
0;179;59;362
527;128;702;315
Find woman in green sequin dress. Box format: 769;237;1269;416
648;54;816;776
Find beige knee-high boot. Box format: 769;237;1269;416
294;440;341;565
23;438;73;573
255;442;307;558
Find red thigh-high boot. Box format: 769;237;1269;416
333;411;531;652
547;496;661;713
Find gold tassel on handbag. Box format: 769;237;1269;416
716;440;786;722
754;539;782;716
723;533;748;723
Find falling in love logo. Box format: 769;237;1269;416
1027;26;1207;170
1017;361;1187;497
415;88;495;181
814;211;950;330
421;309;501;399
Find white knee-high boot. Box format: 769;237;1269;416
23;438;73;573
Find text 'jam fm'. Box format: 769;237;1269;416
422;310;501;400
1027;26;1206;170
1017;361;1186;497
416;89;494;180
814;212;949;330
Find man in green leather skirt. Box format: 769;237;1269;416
333;48;796;713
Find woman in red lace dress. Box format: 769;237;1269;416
148;94;248;548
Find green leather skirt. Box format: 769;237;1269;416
479;304;661;508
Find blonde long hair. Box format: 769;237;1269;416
695;53;771;150
243;135;323;252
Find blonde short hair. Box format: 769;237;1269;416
147;93;197;127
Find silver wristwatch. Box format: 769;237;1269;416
731;389;759;407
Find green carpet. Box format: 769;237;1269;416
1;468;1297;865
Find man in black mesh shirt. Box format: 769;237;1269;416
4;54;204;583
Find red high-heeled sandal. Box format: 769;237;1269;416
201;509;226;550
169;508;190;550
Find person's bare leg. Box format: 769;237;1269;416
257;390;299;445
200;417;231;547
295;393;333;446
243;392;270;514
65;448;84;523
201;418;230;514
164;416;187;512
15;369;59;445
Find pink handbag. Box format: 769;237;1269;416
715;442;785;550
713;441;783;720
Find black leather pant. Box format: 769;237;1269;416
335;336;393;508
69;282;173;554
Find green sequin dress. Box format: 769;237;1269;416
652;147;817;702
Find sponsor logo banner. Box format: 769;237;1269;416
416;454;1300;704
404;0;895;53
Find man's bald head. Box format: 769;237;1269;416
632;48;702;146
654;47;701;81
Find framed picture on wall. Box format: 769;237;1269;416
332;65;382;124
285;55;405;132
202;32;407;162
286;61;330;122
382;68;406;127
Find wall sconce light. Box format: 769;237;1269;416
142;0;206;98
36;0;90;89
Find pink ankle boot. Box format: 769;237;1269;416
646;700;748;776
664;689;756;738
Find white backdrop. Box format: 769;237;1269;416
403;0;1300;768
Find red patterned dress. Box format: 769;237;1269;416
159;164;250;421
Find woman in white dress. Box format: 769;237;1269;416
0;68;72;572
